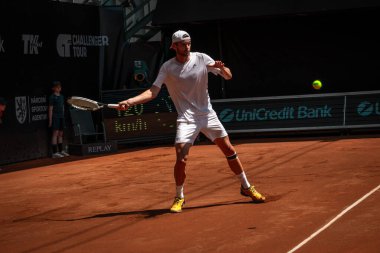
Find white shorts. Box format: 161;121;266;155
175;112;228;144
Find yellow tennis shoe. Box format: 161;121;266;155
240;185;266;203
170;197;185;213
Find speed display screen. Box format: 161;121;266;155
102;88;177;142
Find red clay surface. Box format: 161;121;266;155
1;135;380;253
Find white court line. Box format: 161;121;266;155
287;184;380;253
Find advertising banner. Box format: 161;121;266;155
213;96;344;132
212;91;380;133
101;90;379;143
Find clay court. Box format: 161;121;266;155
1;135;380;253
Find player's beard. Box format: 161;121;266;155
178;50;190;57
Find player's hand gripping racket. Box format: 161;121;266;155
67;96;119;111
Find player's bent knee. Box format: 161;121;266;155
226;152;238;160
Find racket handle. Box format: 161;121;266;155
107;104;120;109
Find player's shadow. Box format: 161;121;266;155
61;200;260;221
184;200;255;211
76;208;169;220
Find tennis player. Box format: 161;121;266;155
119;30;265;212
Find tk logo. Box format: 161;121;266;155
22;34;43;55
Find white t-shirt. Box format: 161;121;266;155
153;52;221;121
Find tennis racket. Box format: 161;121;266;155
67;96;119;111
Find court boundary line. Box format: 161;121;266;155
287;183;380;253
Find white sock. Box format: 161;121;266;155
176;185;184;199
237;172;251;189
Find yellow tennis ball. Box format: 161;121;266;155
312;80;322;90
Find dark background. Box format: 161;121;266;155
156;7;380;98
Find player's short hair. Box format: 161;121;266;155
52;81;61;88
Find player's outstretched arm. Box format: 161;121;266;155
118;85;161;110
209;60;232;80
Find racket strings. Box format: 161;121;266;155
71;104;96;110
68;97;100;111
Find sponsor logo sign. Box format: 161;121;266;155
212;96;344;131
22;34;43;55
56;34;109;58
14;96;48;124
357;101;379;117
15;96;27;124
219;105;332;123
